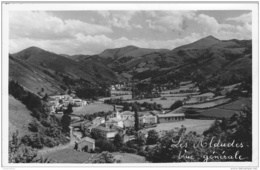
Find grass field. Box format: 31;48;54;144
183;98;231;109
200;108;236;119
112;152;146;163
218;98;251;111
9;95;32;138
99;94;132;102
73;102;114;115
43;148;93;163
142;119;215;135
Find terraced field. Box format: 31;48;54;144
218;98;251;110
183;98;231;109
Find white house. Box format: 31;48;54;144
120;111;135;121
106;118;124;128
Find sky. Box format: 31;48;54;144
9;10;252;55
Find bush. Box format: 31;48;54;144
170;100;183;110
121;147;138;154
41;119;52;127
42;137;57;148
94;147;101;153
96;139;117;152
138;150;147;156
28;120;40;132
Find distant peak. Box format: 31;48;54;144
204;35;219;41
125;45;138;49
23;46;46;53
26;46;43;50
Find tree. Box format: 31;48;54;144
61;114;71;133
123;103;130;111
146;130;159;145
9;131;38;163
42;93;49;102
113;133;124;148
132;103;139;131
95;139;117;152
61;105;72;133
170;100;183;110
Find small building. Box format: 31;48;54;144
92;117;105;126
77;137;95;152
157;113;185;124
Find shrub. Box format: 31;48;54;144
121;147;137;154
170;100;183;110
28;120;40;132
94;147;101;153
41;119;52;127
138;150;147;157
96;139;117;152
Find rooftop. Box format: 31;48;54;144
120;111;134;116
107;117;122;123
94;124;121;132
78;136;95;144
157;113;185;118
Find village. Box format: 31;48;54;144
44;80;250;157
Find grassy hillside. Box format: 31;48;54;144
9;95;32;138
10;47;119;95
87;36;251;88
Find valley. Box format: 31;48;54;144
8;35;252;163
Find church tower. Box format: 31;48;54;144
113;105;121;119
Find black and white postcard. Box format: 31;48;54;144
1;1;259;169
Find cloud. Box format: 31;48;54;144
9;11;113;40
194;13;251;40
97;11;138;30
9;11;252;56
112;33;202;50
133;24;143;29
144;11;196;32
226;12;252;24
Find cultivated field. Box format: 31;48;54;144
183;98;231;109
218;98;251;111
73;102;114;115
142;119;215;135
200;108;236;119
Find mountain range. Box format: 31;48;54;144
9;35;252;95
